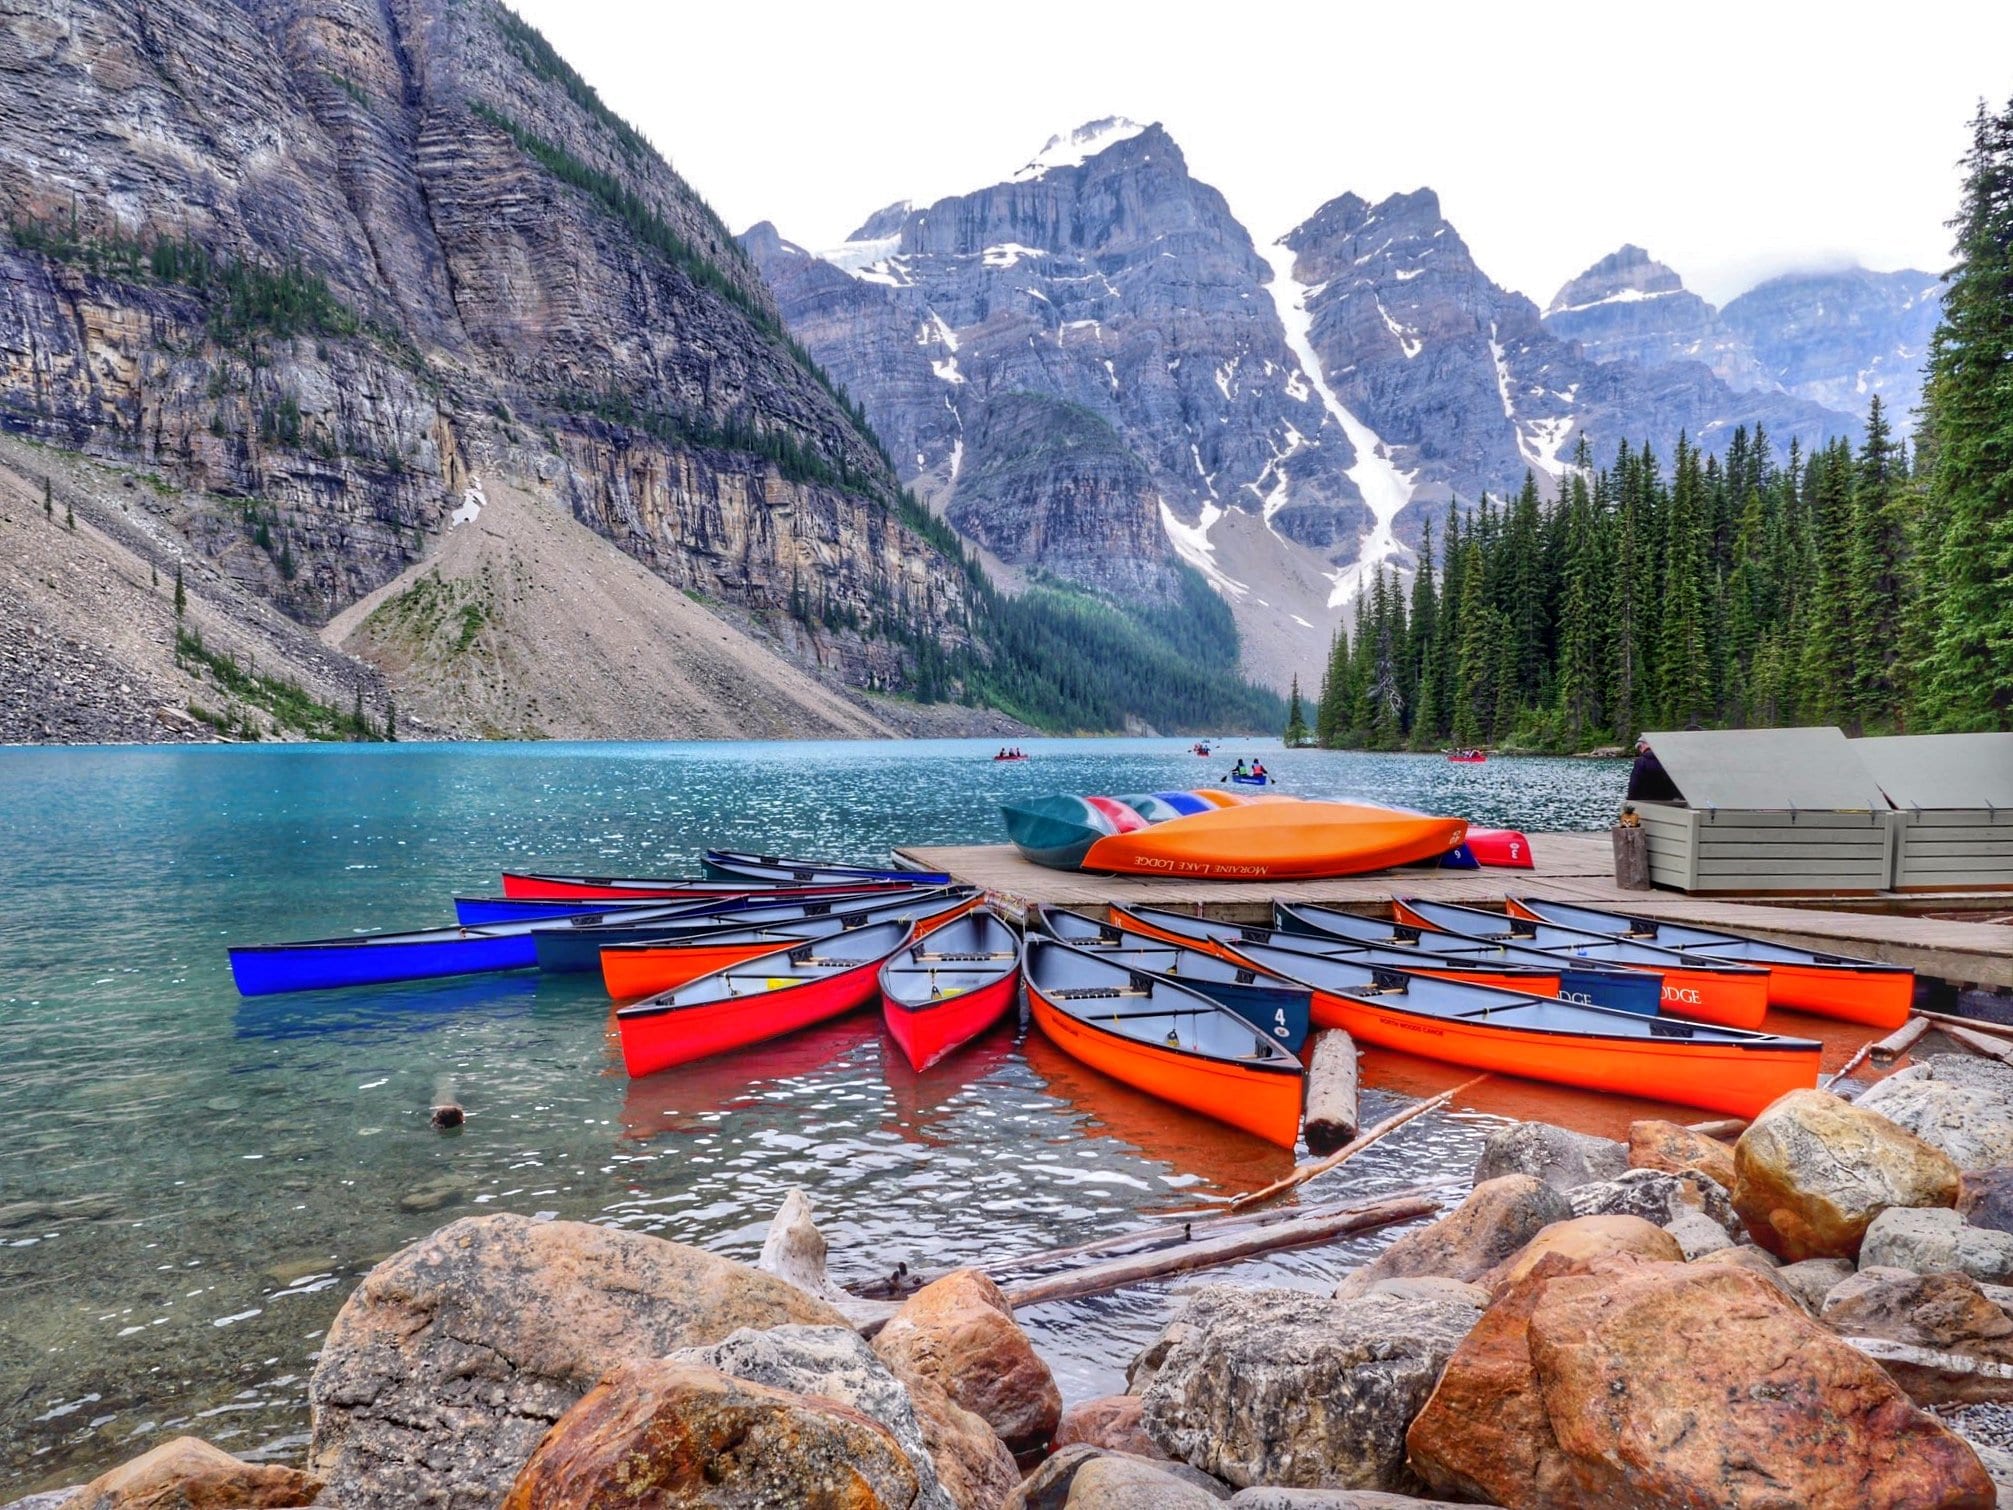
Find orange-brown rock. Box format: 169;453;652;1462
1410;1256;1996;1508
1054;1394;1162;1458
1627;1119;1737;1191
872;1267;1061;1453
1733;1088;1960;1260
906;1373;1020;1510
1823;1267;2013;1407
70;1435;319;1510
1483;1214;1681;1296
1333;1174;1570;1297
501;1359;918;1509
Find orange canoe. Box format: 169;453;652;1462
1083;802;1467;881
1223;941;1821;1120
1025;938;1304;1149
600;891;980;999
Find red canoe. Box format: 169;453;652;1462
879;909;1024;1072
616;919;913;1077
502;870;910;902
1465;828;1535;868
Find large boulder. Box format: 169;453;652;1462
500;1359;919;1508
1822;1267;2013;1406
872;1268;1061;1454
1409;1255;1996;1508
1732;1089;1960;1260
1857;1058;2013;1172
670;1325;954;1510
68;1436;318;1509
1861;1206;2013;1284
1483;1215;1682;1296
307;1214;849;1509
905;1373;1021;1510
1962;1167;2013;1235
1140;1284;1482;1492
1473;1122;1624;1192
1004;1445;1228;1508
1564;1167;1739;1236
1054;1395;1162;1458
1627;1119;1737;1191
1333;1175;1569;1297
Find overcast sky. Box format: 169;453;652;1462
507;0;2013;305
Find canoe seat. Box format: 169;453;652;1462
916;951;1017;963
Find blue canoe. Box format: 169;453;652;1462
455;895;694;926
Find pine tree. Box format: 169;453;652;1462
1451;541;1493;746
174;563;186;618
1848;396;1908;727
43;477;52;521
1283;675;1310;746
65;498;74;530
1915;95;2013;730
1408;519;1441;746
385;698;398;742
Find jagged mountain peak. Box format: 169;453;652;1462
1548;244;1688;315
847;200;912;242
1013;117;1150;180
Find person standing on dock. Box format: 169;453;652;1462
1626;736;1680;802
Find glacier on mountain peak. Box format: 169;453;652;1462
1013;117;1148;180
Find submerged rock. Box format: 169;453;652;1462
1140;1284;1482;1492
307;1213;848;1509
1732;1088;1960;1260
501;1359;919;1509
67;1436;318;1509
1472;1122;1625;1192
872;1267;1061;1454
1408;1255;1994;1508
1333;1175;1569;1296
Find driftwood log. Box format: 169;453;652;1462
1301;1029;1361;1154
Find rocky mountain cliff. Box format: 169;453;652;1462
0;0;1010;738
1545;249;1942;427
756;124;1892;686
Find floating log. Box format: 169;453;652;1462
1870;1015;1934;1064
1912;1008;2013;1055
1227;1075;1488;1213
993;1193;1440;1311
1685;1117;1749;1138
1302;1029;1360;1154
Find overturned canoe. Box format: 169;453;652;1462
1029;907;1311;1053
1221;941;1821;1119
1391;897;1770;1031
1503;896;1915;1028
702;850;951;886
1465;829;1535;869
1269;902;1663;1016
617;920;914;1077
1025;939;1305;1148
1003;792;1466;879
602;889;982;1000
879;909;1025;1072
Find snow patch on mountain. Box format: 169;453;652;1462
1159;499;1247;597
1015;118;1147;180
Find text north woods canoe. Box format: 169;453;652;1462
1503;896;1915;1028
617;920;915;1077
601;890;982;999
1025;939;1305;1149
1391;897;1770;1030
879;910;1024;1072
1223;941;1821;1119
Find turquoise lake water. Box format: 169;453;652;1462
0;738;1626;1492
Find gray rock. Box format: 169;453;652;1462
0;1493;80;1510
670;1324;953;1510
1472;1121;1626;1192
1359;1276;1491;1309
1140;1285;1482;1492
1229;1492;1498;1509
1333;1174;1570;1297
1568;1166;1741;1236
1775;1257;1858;1314
1006;1444;1230;1508
1861;1207;2013;1284
1858;1058;2013;1172
1664;1210;1734;1259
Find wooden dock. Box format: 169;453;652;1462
896;833;2013;991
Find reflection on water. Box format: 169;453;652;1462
0;739;1629;1493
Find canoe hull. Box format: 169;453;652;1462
1083;803;1466;880
618;964;881;1077
1027;986;1303;1149
229;932;534;996
883;970;1022;1072
1307;988;1818;1119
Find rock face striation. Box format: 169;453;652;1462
0;0;978;734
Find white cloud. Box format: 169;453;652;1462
506;0;2010;305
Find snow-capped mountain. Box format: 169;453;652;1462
747;120;1912;689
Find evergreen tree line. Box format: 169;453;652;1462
1313;94;2013;749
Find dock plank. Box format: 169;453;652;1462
898;837;2013;990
